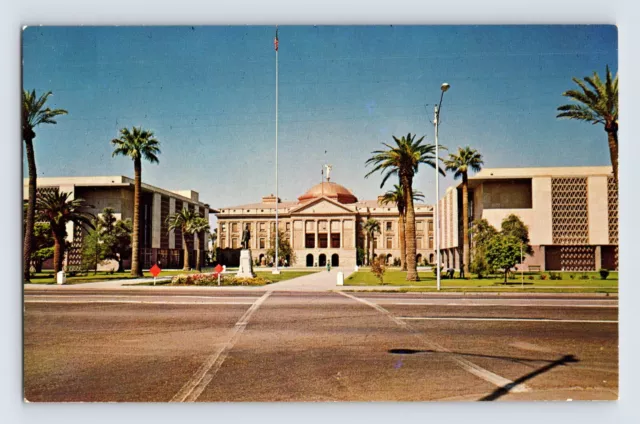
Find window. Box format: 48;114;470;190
386;237;392;249
259;238;266;249
319;221;327;231
221;223;226;231
259;222;266;231
305;234;315;248
416;221;423;231
416;237;422;249
286;222;291;231
373;238;378;249
428;221;434;232
220;237;226;248
331;233;340;248
232;238;239;249
231;222;238;232
319;234;328;248
386;222;392;231
429;237;434;249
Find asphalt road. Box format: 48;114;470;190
23;289;618;402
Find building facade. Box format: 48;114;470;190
437;166;618;271
23;176;213;270
214;181;435;268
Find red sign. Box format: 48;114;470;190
150;264;162;277
214;264;223;274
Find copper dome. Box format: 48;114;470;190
298;182;358;204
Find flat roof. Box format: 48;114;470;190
23;175;213;211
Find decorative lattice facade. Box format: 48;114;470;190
559;245;595;271
608;176;618;245
551;177;589;245
66;224;85;271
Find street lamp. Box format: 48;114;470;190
434;82;450;291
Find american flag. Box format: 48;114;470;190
274;28;279;51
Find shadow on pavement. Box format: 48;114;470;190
388;348;579;401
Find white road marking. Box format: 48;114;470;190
339;292;530;393
399;317;618;323
24;300;255;305
25;295;261;300
170;291;271;402
359;298;617;308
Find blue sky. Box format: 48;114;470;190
22;25;617;219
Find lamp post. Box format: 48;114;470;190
434;82;450;291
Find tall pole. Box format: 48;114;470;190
434;84;449;291
434;103;441;291
521;242;524;288
273;27;280;274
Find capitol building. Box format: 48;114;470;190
214;179;435;268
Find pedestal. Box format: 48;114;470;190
236;249;255;278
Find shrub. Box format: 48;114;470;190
528;275;535;280
579;273;589;280
539;273;548;280
599;268;610;280
569;274;575;280
548;272;561;281
371;257;386;285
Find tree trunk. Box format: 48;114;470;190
182;231;190;271
117;255;124;272
606;126;618;182
130;159;143;277
24;136;37;282
504;268;508;283
365;234;370;266
52;231;64;274
370;231;376;265
402;173;419;281
195;238;202;272
462;173;470;278
399;211;407;271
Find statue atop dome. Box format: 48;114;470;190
324;164;333;182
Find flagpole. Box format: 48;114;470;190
273;27;280;275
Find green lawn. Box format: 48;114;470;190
27;268;216;285
345;270;618;293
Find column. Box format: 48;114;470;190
340;219;344;248
353;219;357;248
253;221;258;249
540;246;546;271
168;198;176;248
595;245;602;271
315;220;319;249
151;193;161;249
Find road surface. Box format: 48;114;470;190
23;289;618;402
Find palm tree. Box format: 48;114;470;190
166;207;199;271
111;127;161;277
366;133;444;281
363;218;381;266
557;66;618;181
188;217;210;272
22;90;67;282
444;146;484;278
378;184;424;271
36;191;93;273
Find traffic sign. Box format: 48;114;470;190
214;264;223;274
150;264;162;277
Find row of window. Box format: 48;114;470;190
365;220;434;232
221;221;291;233
370;236;434;250
305;233;341;249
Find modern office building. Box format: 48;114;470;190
23;176;213;270
436;166;618;271
214;180;436;268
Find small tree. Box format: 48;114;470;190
267;230;296;266
31;222;54;273
356;247;365;266
81;227;109;274
371;256;386;285
501;214;532;254
485;234;522;283
469;219;498;277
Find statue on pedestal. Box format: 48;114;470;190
241;223;251;250
237;223;255;278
